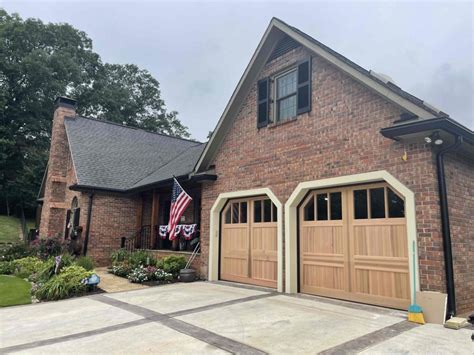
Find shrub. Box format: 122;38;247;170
0;261;14;275
128;250;154;268
162;255;187;277
0;243;32;262
75;256;94;271
13;257;45;279
109;263;131;277
34;254;75;282
30;236;66;260
111;249;128;265
34;265;92;301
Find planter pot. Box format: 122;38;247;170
179;268;196;283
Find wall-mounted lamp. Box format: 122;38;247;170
424;131;444;146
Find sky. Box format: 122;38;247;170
3;0;473;140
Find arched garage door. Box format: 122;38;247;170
299;183;410;309
220;197;278;288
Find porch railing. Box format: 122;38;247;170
121;225;152;252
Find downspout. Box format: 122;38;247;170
435;135;463;317
83;192;94;256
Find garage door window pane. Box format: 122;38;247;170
370;188;385;219
304;198;315;221
225;207;231;224
316;194;328;220
388;188;405;218
330;192;342;220
272;203;278;222
354;190;368;219
264;199;272;222
254;200;262;223
232;203;239;223
240;202;247;223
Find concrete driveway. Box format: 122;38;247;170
1;282;472;354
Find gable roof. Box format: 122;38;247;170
194;17;448;172
64;116;204;192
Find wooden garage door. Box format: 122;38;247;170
220;197;277;288
299;183;410;309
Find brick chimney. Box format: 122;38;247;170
39;97;77;237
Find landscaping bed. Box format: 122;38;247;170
0;237;98;306
108;249;190;285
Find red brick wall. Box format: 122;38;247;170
199;47;447;298
445;152;474;314
86;193;140;266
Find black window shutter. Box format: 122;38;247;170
297;59;312;115
257;78;270;128
73;208;80;227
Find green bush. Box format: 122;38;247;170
162;255;187;277
13;257;45;279
33;254;74;283
34;265;92;301
111;249;155;268
0;243;32;262
0;261;14;275
75;256;94;271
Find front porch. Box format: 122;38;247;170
119;181;203;270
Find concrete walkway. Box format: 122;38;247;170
94;267;149;293
0;282;472;354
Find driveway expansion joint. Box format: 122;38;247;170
318;320;419;354
93;294;268;354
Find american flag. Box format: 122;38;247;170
168;178;192;241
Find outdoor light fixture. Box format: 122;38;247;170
424;132;444;146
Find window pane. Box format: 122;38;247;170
304;198;314;221
388;188;405;218
354;190;368;219
254;200;262;223
272;203;277;222
264;199;272;222
316;194;328;220
277;70;297;98
370;188;386;219
225;206;231;224
330;192;342;220
278;95;297;121
232;203;239;223
240;202;247;223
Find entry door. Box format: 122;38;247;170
299;184;410;309
220;197;277;288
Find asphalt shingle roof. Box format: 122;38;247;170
64;116;204;191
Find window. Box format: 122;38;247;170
303;192;341;221
257;58;311;128
254;199;277;223
353;186;405;220
224;201;248;224
276;69;298;121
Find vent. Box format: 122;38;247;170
267;35;301;63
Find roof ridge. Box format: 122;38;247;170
130;142;203;188
70;115;204;144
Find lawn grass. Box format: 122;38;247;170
0;215;21;244
0;275;32;307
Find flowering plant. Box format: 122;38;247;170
128;266;149;283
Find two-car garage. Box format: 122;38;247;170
212;173;415;310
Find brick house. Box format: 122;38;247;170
38;18;473;316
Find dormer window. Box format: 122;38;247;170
257;58;312;128
275;69;298;121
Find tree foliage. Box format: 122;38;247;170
0;10;189;215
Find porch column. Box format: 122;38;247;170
150;189;159;248
135;195;143;248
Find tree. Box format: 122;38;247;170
0;10;189;215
